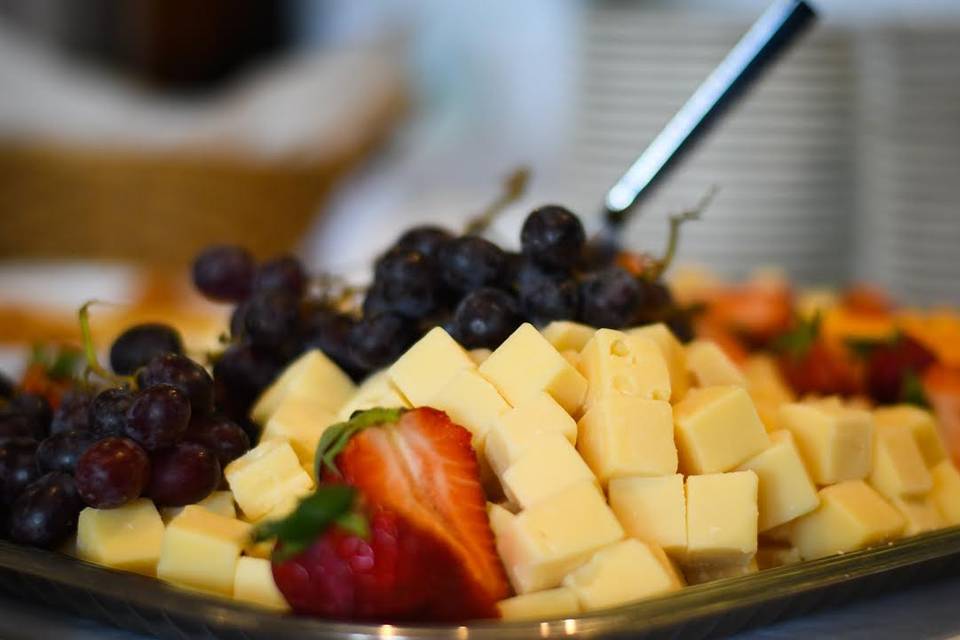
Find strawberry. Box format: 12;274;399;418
923;364;960;466
256;407;509;622
775;315;863;397
862;334;936;405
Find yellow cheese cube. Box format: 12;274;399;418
225;439;313;521
469;348;492;365
627;323;689;402
930;460;960;525
492;481;624;593
869;422;933;499
608;474;686;555
427;368;511;448
336;370;410;421
161;490;236;524
485;392;577;476
501;433;597;509
674;386;770;474
233;556;289;611
158;506;252;596
743;355;795;432
737;430;819;532
388;327;475;407
577;395;677;485
479;324;587;415
873;405;947;467
790;481;905;560
779;401;873;485
563;539;683;611
497;587;580;621
578;329;671;411
685;471;759;566
543;320;596;352
251;350;355;424
561;350;580;368
755;544;801;570
685;340;746;388
76;499;165;576
261;398;337;467
683;558;758;585
892;497;946;536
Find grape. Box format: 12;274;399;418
192;245;255;302
8;472;83;548
147;442;221;507
36;430;97;474
667;315;694;344
49;389;93;435
185;414;250;467
125;384;191;451
367;249;441;319
393;225;453;259
243;290;301;350
578;267;645;329
8;393;52;438
450;288;522;349
0;414;34;441
213;342;283;423
88;387;133;438
521;205;586;269
253;255;306;298
229;298;251;339
0;372;13;400
0;437;39;506
299;306;364;381
348;313;418;371
109;323;184;375
516;261;579;326
438;236;508;293
138;353;215;416
74;437;150;508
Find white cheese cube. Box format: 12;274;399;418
608;475;686;555
336;370;410;421
873;405;947;467
251;350;355;424
388;327;475;407
685;471;759;566
627;323;690;402
501;433;597;509
892;496;946;536
543;320;596;352
225;440;313;521
158;506;252;596
869;421;933;499
685;340;746;388
261;398;337;467
497;587;580;621
674;386;770;474
233;556;290;611
77;499;165;576
737;430;819;532
578;329;671;411
930;460;960;525
161;490;236;524
778;401;873;485
743;355;795;432
427;368;511;450
485;392;577;476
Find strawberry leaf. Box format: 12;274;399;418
901;370;930;408
253;484;359;562
774;312;822;360
315;407;406;480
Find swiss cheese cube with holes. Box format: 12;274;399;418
543;320;596;353
578;329;671;411
673;386;770;475
869;421;933;500
427;368;511;451
563;539;684;611
685;340;746;388
251;350;355;424
497;587;580;621
577;394;677;486
685;471;759;567
485;391;578;476
873;405;947;468
479;323;588;415
736;430;819;532
930;460;960;525
336;370;410;421
158;505;252;596
627;323;689;402
500;432;597;509
778;401;873;485
161;490;236;524
225;439;314;522
233;556;290;611
790;481;905;560
388;327;476;407
261;398;337;467
76;499;165;576
892;497;946;536
608;474;687;556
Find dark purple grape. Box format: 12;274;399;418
9;472;83;548
50;389;93;435
0;414;34;441
74;437;149;508
348;313;418;371
516;261;580;326
242;290;301;350
138;353;215;416
438;236;508;293
299;307;364;381
192;245;255;302
213;342;283;423
125;384;191;451
109;323;184;375
185;415;250;467
229;298;251;339
88;387;133;438
451;288;522;349
147;442;220;507
0;372;13;400
0;437;39;506
667;314;695;343
36;430;97;474
393;225;453;259
521;205;586;269
8;393;52;439
253;255;306;298
578;267;645;329
367;249;441;319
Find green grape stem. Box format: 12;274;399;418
78;301;135;388
463;167;532;236
648;186;718;282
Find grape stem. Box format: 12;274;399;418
648;186;718;281
463;167;531;236
78;301;136;388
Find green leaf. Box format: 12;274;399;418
314;407;406;480
901;370;930;408
335;511;370;538
773;312;822;360
253;485;360;562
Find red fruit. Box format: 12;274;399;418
865;335;937;405
923;365;960;466
778;339;863;398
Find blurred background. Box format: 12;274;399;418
1;0;959;367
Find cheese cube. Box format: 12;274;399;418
685;471;759;566
161;490;236;524
579;329;671;411
261;398;337;467
755;544;801;570
469;348;492;365
77;499;165;576
779;401;873;485
233;557;289;611
497;588;580;621
427;368;511;449
251;350;355;424
388;327;475;407
930;460;960;525
683;558;758;585
485;392;577;476
869;422;933;499
743;355;795;432
543;320;596;352
158;506;252;596
336;370;410;421
501;433;597;509
563;539;683;611
492;481;624;593
627;323;689;402
577;395;677;485
561;350;580;368
737;430;819;532
790;481;905;560
892;497;946;535
674;386;770;475
479;323;587;415
225;440;313;521
873;405;947;467
686;340;746;388
608;475;686;555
